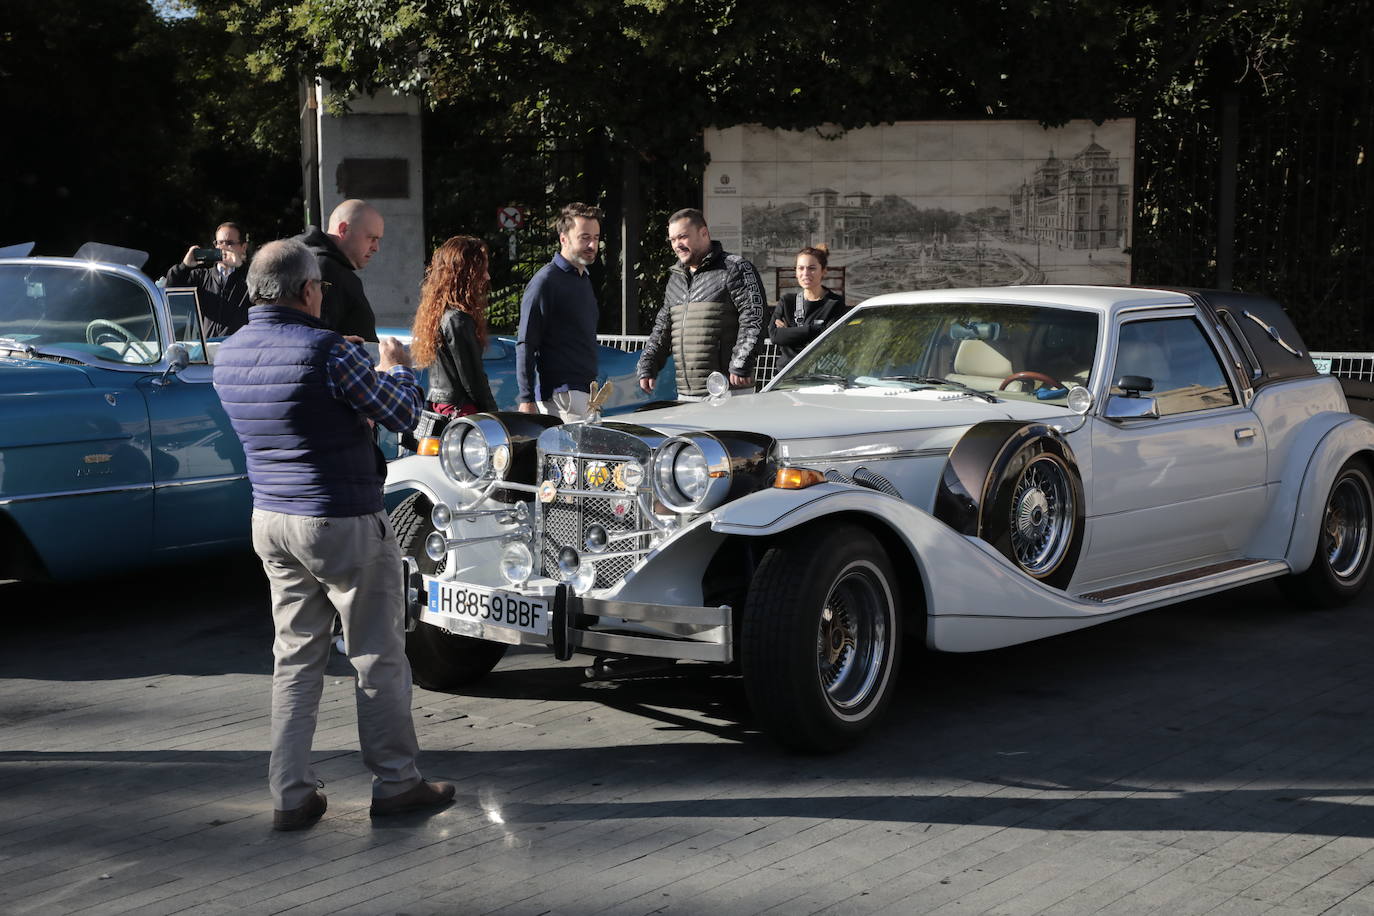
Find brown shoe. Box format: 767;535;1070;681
273;789;327;831
369;780;456;817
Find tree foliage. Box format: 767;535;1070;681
0;0;300;272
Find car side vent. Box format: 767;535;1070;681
853;467;902;498
823;467;902;499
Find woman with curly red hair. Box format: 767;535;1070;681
410;235;499;416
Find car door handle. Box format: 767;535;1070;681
1234;427;1256;441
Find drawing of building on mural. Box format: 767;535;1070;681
1009;139;1130;250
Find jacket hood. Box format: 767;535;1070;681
295;225;353;272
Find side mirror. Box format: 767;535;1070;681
1116;374;1155;395
153;342;190;387
1103;393;1160;420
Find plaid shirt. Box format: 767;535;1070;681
324;339;422;433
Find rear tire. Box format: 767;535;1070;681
390;491;507;689
1279;459;1374;608
741;524;902;753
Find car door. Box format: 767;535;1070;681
1077;311;1268;587
144;289;251;555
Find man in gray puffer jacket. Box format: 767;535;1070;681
637;208;766;398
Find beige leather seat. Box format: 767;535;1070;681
946;339;1014;391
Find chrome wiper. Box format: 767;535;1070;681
785;373;853;389
879;375;997;402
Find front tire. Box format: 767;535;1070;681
390;491;507;689
1280;459;1374;608
741;524;903;752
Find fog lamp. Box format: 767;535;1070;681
500;542;534;585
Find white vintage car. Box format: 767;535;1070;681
385;285;1374;751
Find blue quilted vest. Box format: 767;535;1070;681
214;305;384;517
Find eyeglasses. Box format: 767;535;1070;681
214;239;245;247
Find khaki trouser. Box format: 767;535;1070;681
536;388;591;422
252;508;423;810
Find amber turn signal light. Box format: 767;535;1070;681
774;467;826;490
417;437;442;457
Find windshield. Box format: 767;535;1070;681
771;301;1100;403
0;264;163;364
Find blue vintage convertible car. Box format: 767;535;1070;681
0;245;673;582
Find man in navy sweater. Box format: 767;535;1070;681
214;238;454;831
515;202;603;421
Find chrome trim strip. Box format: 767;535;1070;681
0;482;154;505
154;474;247;489
0;473;246;505
784;446;950;464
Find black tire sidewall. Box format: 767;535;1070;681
1295;460;1374;605
389;491;508;689
742;525;902;751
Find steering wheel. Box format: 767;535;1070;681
86;319;156;363
999;370;1062;391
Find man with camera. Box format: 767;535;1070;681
164;221;252;339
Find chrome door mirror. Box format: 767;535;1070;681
1103;394;1160;420
153;342;190;387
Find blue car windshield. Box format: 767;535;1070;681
0;264;163;364
770;301;1100;403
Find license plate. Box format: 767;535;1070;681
426;580;549;638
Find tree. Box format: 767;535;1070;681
0;0;300;273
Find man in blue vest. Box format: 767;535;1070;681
214;238;454;831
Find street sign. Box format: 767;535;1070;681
497;205;526;230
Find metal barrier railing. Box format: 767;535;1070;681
597;335;787;389
1311;352;1374;381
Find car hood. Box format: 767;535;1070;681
630;387;1076;457
0;357;95;395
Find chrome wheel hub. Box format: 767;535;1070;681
1324;474;1371;580
815;563;890;711
1010;456;1073;576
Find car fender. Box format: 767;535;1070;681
384;453;451;505
705;482;1108;645
1251;413;1374;571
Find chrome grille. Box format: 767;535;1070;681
539;452;646;589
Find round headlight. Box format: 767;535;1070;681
439;417;512;487
461;425;490;476
651;434;733;513
500;542;534;585
673;445;710;501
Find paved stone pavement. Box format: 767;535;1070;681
2;556;1373;916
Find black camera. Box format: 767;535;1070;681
192;247;223;265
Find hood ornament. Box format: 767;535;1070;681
586;379;614;425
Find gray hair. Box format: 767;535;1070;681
247;239;319;305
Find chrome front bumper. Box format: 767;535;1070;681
403;557;733;663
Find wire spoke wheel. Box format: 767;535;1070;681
815;563;889;712
1009;454;1074;576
